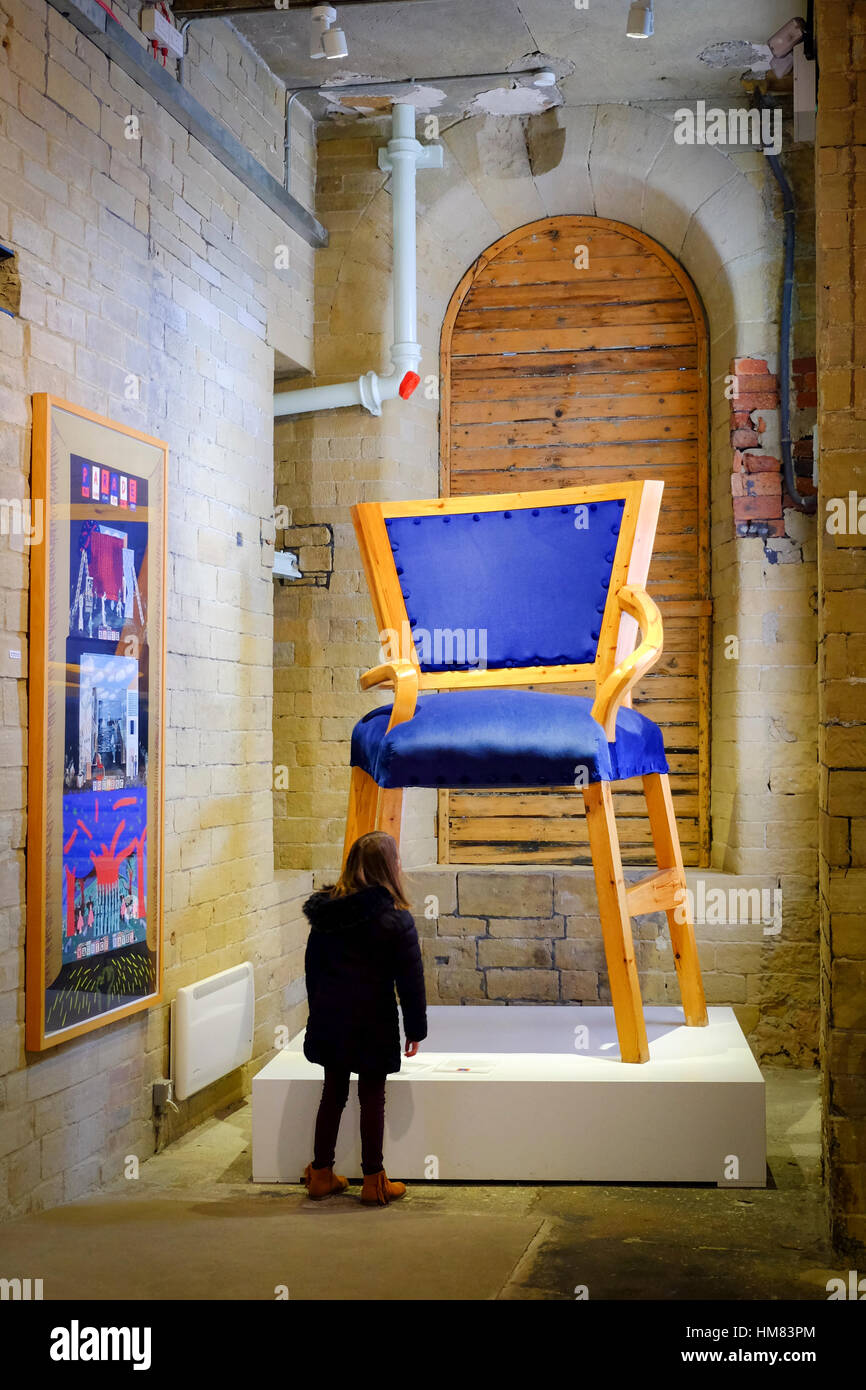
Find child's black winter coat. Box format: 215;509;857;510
302;884;427;1075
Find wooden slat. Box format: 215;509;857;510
453;416;698;448
451;392;701;426
450;442;700;478
465;276;686;311
449;817;700;845
452;322;698;355
451;346;699;377
475;255;672;287
456;300;696;332
445;842;702;866
449;793;702;817
452;368;700;401
485;229;651;261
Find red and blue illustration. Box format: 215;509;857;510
44;457;157;1033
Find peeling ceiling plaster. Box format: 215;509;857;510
469;84;559;116
699;39;773;71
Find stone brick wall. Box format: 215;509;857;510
397;866;786;1059
815;0;866;1256
0;0;315;1218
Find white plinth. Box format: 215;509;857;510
252;1006;766;1187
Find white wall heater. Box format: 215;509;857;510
170;961;255;1101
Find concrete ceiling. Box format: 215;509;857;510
232;0;800;119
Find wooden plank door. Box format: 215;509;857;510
439;216;710;867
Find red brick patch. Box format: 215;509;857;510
727;355;811;542
733;494;783;521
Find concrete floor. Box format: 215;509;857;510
0;1068;838;1300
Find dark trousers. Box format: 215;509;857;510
312;1067;387;1176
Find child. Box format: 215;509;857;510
301;831;427;1206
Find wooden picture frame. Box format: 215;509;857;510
26;396;168;1050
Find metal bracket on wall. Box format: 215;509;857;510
44;0;327;249
273;550;303;581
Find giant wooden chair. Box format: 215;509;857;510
344;482;707;1063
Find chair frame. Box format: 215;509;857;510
345;480;708;1063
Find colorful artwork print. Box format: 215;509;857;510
68;457;148;644
67;652;144;792
48;787;154;1031
46;459;157;1031
26;398;166;1050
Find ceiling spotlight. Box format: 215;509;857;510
532;69;557;86
626;1;654;38
311;4;348;61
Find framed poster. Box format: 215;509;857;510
26;396;167;1050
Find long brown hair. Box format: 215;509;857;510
332;831;410;910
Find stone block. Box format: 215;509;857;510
436;968;486;1001
484;969;558;1001
477;938;553;969
488;915;564;939
553;870;599;916
555;939;607;973
560;971;600;1002
458;870;553;918
405;867;461;922
423;937;476;971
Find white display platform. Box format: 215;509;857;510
252;1006;766;1187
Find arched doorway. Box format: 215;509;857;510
439;215;710;867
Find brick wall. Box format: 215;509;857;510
815;0;866;1256
0;0;315;1217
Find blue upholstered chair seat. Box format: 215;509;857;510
351;689;668;789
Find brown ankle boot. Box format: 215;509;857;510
302;1162;349;1199
360;1170;406;1206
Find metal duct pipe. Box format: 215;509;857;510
274;102;442;418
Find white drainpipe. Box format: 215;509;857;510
274;103;443;419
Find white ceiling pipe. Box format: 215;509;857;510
274;101;443;419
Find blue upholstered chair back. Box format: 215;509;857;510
384;498;627;673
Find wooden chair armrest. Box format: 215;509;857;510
591;585;664;740
359;661;419;733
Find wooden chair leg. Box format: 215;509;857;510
376;788;403;848
342;766;380;866
583;781;649;1064
642;772;708;1027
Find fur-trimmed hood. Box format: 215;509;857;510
302;884;396;933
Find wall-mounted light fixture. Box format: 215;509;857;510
310;4;348;59
626;0;653;37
